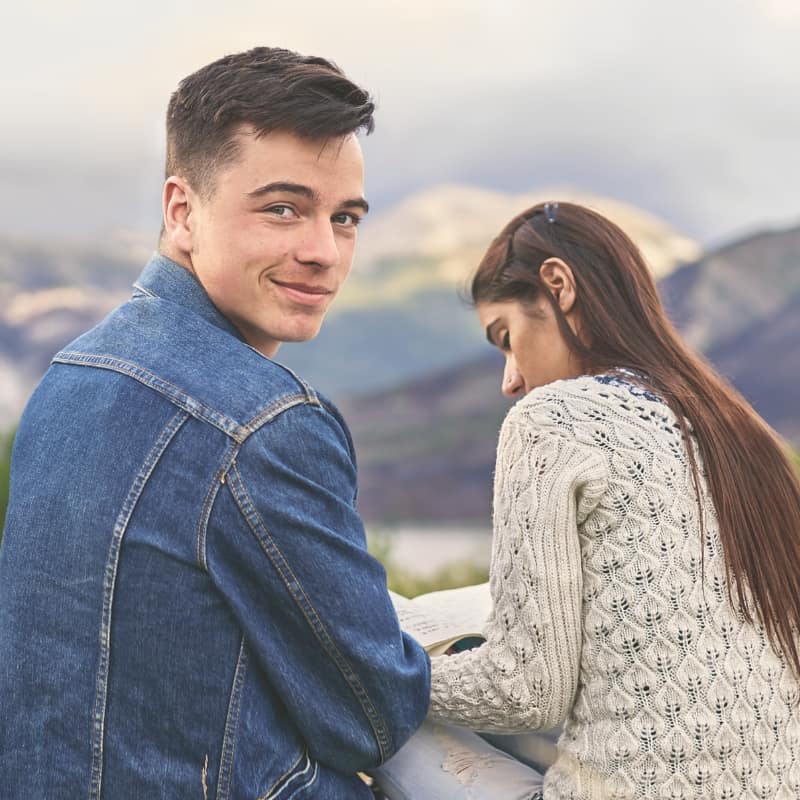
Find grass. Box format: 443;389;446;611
368;530;488;598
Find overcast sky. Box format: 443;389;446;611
1;0;798;248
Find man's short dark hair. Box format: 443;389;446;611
165;46;375;196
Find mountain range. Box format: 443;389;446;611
341;221;800;524
0;186;699;423
660;225;800;444
278;185;701;395
1;186;798;526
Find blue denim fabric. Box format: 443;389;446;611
0;254;430;799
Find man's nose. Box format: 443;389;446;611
296;218;340;269
502;359;524;398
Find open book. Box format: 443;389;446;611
389;582;492;657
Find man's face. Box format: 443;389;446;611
175;128;367;357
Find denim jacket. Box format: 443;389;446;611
0;254;430;799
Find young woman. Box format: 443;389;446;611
374;201;800;799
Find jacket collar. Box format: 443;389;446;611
133;253;246;343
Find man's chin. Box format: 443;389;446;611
235;319;325;358
279;321;326;345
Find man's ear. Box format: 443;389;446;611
162;176;194;257
539;258;577;314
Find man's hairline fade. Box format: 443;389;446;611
164;46;375;200
169;125;365;201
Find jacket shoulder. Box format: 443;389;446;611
56;296;317;429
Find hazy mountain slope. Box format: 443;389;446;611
279;185;700;394
708;291;800;443
345;224;800;523
0;234;147;293
659;225;800;352
0;233;145;422
0;186;699;424
338;351;510;524
1;205;797;525
351;185;700;292
277;287;480;395
0;282;131;422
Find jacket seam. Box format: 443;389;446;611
258;749;308;800
265;358;317;404
215;637;249;800
131;281;157;298
53;352;317;446
265;753;317;799
242;394;318;436
288;760;318;798
316;398;359;502
226;463;392;761
87;409;189;800
54;352;246;441
196;443;241;570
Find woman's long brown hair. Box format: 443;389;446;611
472;201;800;675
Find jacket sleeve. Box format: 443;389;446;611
205;399;430;773
428;406;607;733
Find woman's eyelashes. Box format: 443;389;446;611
501;331;511;351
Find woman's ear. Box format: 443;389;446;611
539;258;577;314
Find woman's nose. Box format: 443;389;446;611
502;364;524;398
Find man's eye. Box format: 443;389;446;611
501;332;511;351
332;212;362;227
266;205;297;218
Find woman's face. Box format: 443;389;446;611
477;296;583;397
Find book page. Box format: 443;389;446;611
390;582;491;656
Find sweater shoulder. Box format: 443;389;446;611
506;373;682;451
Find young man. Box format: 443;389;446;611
0;47;430;799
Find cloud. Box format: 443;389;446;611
1;0;798;244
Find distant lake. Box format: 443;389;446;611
368;525;492;576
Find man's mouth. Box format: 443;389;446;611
271;279;334;307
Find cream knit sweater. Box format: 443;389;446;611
428;374;800;799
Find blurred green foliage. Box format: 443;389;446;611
789;446;800;476
368;530;489;598
0;427;15;549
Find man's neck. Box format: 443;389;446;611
157;244;194;275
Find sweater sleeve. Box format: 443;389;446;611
428;406;608;733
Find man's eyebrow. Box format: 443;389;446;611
342;197;370;214
485;318;502;346
247;181;317;201
246;181;369;214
